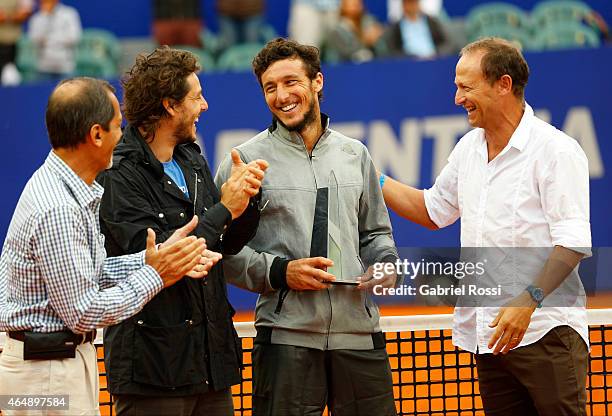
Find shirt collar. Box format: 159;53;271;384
506;102;533;152
46;151;103;208
476;102;533;158
269;113;331;148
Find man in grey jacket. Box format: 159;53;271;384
215;38;399;416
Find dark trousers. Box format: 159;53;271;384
475;325;587;416
252;343;397;416
113;388;234;416
0;43;16;69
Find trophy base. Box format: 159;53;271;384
329;280;359;286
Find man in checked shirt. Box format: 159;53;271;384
0;77;219;415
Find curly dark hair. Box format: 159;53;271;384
460;37;529;99
252;38;323;100
122;46;200;140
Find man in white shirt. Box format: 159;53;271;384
27;0;81;79
288;0;340;49
380;37;590;415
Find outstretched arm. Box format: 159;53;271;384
380;174;438;230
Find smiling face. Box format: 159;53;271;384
454;50;500;130
173;72;208;144
261;58;323;134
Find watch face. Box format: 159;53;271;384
533;287;544;302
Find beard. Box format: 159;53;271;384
276;99;317;133
173;116;197;145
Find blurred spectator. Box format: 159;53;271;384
288;0;339;49
326;0;383;62
0;0;33;83
152;0;202;47
387;0;442;22
217;0;265;48
377;0;452;59
28;0;81;80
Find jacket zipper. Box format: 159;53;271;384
193;172;198;213
303;142;318;188
358;256;372;317
365;301;372;318
299;135;334;347
274;288;289;314
325;290;332;349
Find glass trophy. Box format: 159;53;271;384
327;171;360;285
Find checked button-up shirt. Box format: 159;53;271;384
0;151;163;334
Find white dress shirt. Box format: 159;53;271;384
27;3;81;74
424;103;591;354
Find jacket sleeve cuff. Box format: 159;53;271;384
207;202;232;231
378;254;398;265
270;257;290;290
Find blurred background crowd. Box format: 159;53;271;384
0;0;610;85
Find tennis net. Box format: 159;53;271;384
2;309;610;415
97;309;612;416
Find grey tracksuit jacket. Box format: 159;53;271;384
215;115;399;350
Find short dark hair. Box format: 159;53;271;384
252;38;323;100
122;46;200;140
460;37;530;98
45;77;116;150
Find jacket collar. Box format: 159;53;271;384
118;124;202;179
268;113;332;149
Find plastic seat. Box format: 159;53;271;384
258;23;278;43
174;45;216;72
216;43;264;72
207;23;277;58
533;21;601;50
531;0;592;28
466;3;530;40
15;36;38;82
199;29;222;57
78;29;121;71
472;26;536;50
75;50;117;78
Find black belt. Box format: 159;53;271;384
8;330;96;344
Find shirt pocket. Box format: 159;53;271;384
132;318;205;388
158;206;190;230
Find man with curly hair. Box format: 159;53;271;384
216;38;399;416
97;46;268;416
0;77;211;415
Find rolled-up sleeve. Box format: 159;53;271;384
540;148;591;255
424;143;461;228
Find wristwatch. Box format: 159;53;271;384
526;285;544;308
